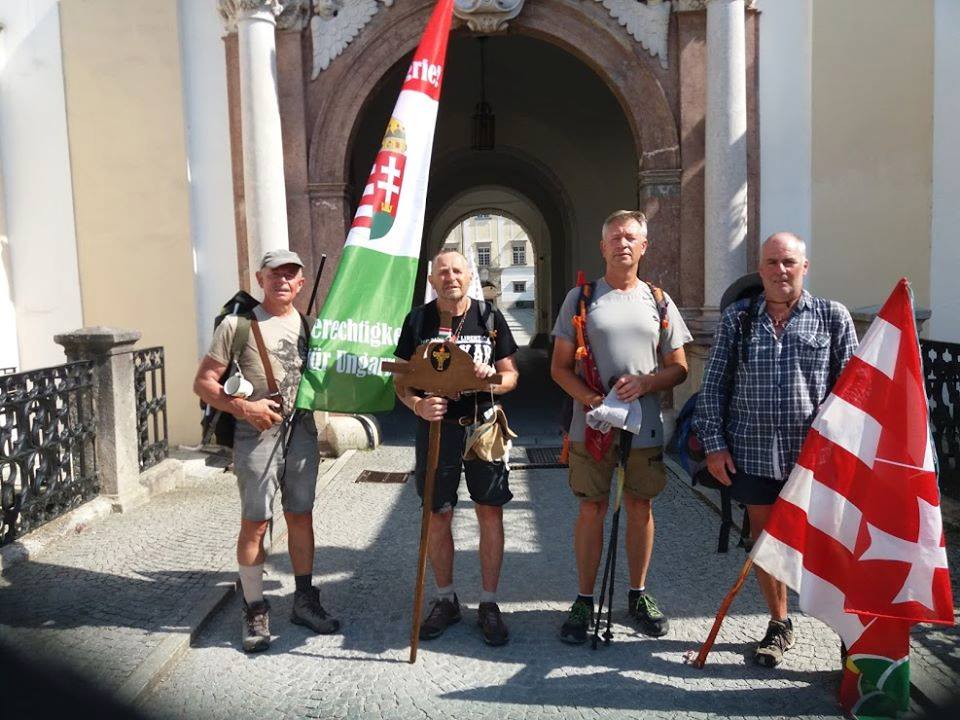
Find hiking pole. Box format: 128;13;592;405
409;418;442;664
689;556;753;668
306;254;328;316
592;428;633;649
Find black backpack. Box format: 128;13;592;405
200;291;259;448
671;272;764;552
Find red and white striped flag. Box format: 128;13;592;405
750;279;953;718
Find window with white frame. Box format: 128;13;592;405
511;243;526;266
512;281;526;294
476;245;491;267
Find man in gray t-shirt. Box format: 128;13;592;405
551;210;692;645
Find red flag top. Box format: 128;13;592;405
401;0;454;101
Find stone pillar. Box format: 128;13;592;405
219;0;290;291
704;0;749;307
54;327;144;510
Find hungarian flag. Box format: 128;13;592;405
750;279;953;719
296;0;454;412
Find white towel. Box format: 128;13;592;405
585;388;643;435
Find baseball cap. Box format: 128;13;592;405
260;249;304;269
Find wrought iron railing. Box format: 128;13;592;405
0;362;98;546
921;340;959;500
133;347;168;471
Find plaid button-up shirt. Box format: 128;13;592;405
695;290;858;478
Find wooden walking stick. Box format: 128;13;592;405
689;556;754;668
382;316;503;664
407;418;442;664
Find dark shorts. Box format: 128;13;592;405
414;418;513;512
729;469;785;506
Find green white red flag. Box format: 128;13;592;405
296;0;454;412
750;279;953;718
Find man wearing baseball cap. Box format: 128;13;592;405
194;249;339;652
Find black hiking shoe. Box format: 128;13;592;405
242;599;270;653
559;599;593;645
419;595;462;641
291;587;341;634
629;590;670;637
477;602;509;646
755;618;795;668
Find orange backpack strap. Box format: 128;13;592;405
645;281;670;330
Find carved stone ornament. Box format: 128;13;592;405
311;0;394;79
594;0;672;69
219;0;284;33
277;0;312;30
452;0;525;33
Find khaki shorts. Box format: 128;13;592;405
567;441;667;502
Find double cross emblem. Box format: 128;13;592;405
430;344;451;372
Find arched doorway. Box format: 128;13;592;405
346;32;649;327
306;0;683;314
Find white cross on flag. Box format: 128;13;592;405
750;278;953;719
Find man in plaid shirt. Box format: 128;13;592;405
695;232;857;668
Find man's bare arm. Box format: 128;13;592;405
550;336;604;409
193;355;282;431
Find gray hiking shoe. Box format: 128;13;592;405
291;587;341;634
242;599;270;653
755;618;795;667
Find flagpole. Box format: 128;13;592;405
690;556;753;668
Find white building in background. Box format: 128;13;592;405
443;213;536;309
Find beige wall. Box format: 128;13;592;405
60;1;198;444
809;0;934;310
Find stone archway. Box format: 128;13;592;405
304;0;683;308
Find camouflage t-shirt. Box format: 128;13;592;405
207;305;308;415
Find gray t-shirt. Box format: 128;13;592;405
552;279;693;446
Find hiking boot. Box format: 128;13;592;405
419;595;462;641
242;599;270;653
629;590;670;637
477;602;509;646
755;618;795;668
290;587;341;634
559;599;593;645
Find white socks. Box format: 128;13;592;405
479;590;497;604
238;563;264;604
435;583;455;601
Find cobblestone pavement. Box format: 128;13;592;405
910;521;960;703
0;454;292;694
145;444;858;720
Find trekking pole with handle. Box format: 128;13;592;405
592;427;633;649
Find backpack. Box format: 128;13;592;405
200;292;315;448
669;272;763;552
200;291;259;447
